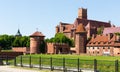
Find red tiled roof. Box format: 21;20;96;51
30;31;45;37
103;27;120;34
60;23;73;33
87;34;117;46
76;23;86;33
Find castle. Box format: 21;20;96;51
12;8;120;56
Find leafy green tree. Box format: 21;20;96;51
0;34;30;50
0;35;15;50
45;33;74;47
115;32;120;36
97;26;104;35
12;36;30;47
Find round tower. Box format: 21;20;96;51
30;31;45;54
75;24;87;54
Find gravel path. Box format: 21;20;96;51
0;65;40;72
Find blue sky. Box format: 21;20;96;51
0;0;120;38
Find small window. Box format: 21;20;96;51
89;42;91;44
108;42;111;44
97;52;99;54
98;42;100;44
103;47;105;49
104;42;106;44
97;47;99;49
93;42;96;44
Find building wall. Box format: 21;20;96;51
75;32;87;54
113;47;120;56
12;47;30;53
47;43;54;54
30;37;40;54
47;43;70;54
64;32;71;39
87;46;120;56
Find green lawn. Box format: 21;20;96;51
9;54;120;72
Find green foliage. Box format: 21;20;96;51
0;34;30;50
9;54;120;72
97;26;104;35
115;32;120;36
12;36;30;47
0;35;15;50
45;33;74;47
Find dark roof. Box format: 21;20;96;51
30;31;45;37
15;29;22;36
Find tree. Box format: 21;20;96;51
115;32;120;36
12;36;30;47
45;33;74;47
0;35;15;50
0;34;30;50
97;26;104;35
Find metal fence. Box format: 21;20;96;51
0;56;119;72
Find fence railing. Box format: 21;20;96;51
0;56;119;72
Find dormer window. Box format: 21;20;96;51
108;42;111;44
104;42;106;44
89;42;91;44
98;42;100;44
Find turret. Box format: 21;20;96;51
75;24;87;54
30;31;45;54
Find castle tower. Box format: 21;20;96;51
75;24;87;54
15;29;22;37
78;8;87;19
30;31;45;54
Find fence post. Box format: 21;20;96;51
29;56;32;68
63;58;66;72
115;60;119;72
0;57;3;65
20;56;23;67
94;59;97;72
14;57;16;66
77;58;80;72
6;56;8;65
50;57;53;71
39;57;42;70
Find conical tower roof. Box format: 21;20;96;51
76;24;86;33
15;29;22;36
30;31;45;37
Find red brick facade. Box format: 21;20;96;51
56;8;111;39
75;24;87;54
87;34;120;56
47;43;70;54
12;47;30;53
30;31;45;54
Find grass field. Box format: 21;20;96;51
9;54;120;72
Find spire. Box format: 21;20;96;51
15;29;22;37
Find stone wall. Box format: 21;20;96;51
12;47;30;53
47;43;70;54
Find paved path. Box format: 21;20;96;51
0;65;40;72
